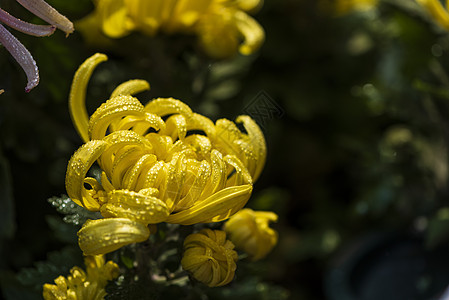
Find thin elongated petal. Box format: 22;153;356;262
234;10;265;55
0;8;56;37
166;185;252;225
417;0;449;29
69;53;108;142
236;115;266;182
0;24;39;92
110;79;150;98
15;0;74;35
78;218;150;255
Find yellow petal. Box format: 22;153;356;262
236;115;266;182
417;0;449;30
163;114;188;141
200;150;227;199
123;154;157;190
186;113;217;140
69;53;108;143
224;154;253;186
66;140;109;210
235;0;264;13
98;0;134;38
110;79;150;98
78;218;150;255
89;95;145;140
144;97;193;116
234;10;265;55
166;184;252;225
174;159;211;211
100;189;170;224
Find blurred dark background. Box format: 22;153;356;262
2;0;449;299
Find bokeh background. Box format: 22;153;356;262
2;0;449;299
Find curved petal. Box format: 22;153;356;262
15;0;74;35
78;218;150;255
0;24;39;92
144;97;193;116
0;8;56;37
224;154;253;186
65;140;109;210
110;79;150;98
166;184;252;225
100;189;170;224
88;95;145;140
236;115;266;182
234;10;265;55
69;53;108;142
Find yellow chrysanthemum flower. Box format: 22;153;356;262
223;208;278;261
416;0;449;31
76;0;265;59
181;229;238;287
43;255;119;300
66;53;266;255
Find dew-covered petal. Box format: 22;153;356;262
0;24;39;92
100;189;170;224
144;97;192;116
15;0;74;35
110;79;150;98
0;8;55;36
235;115;266;182
88;95;145;140
166;184;252;225
78;218;150;255
69;53;108;142
65;140;109;210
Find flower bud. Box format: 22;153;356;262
224;208;278;261
181;229;238;287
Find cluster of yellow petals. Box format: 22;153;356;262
224;208;278;261
77;0;265;58
66;53;266;256
181;229;238;287
43;255;119;300
416;0;449;31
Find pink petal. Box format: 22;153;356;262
0;8;56;37
0;24;39;92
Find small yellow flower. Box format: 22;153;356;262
66;53;266;255
223;208;278;261
77;0;264;59
416;0;449;31
181;229;238;287
43;255;119;300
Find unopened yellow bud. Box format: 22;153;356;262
224;208;278;261
181;229;238;287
